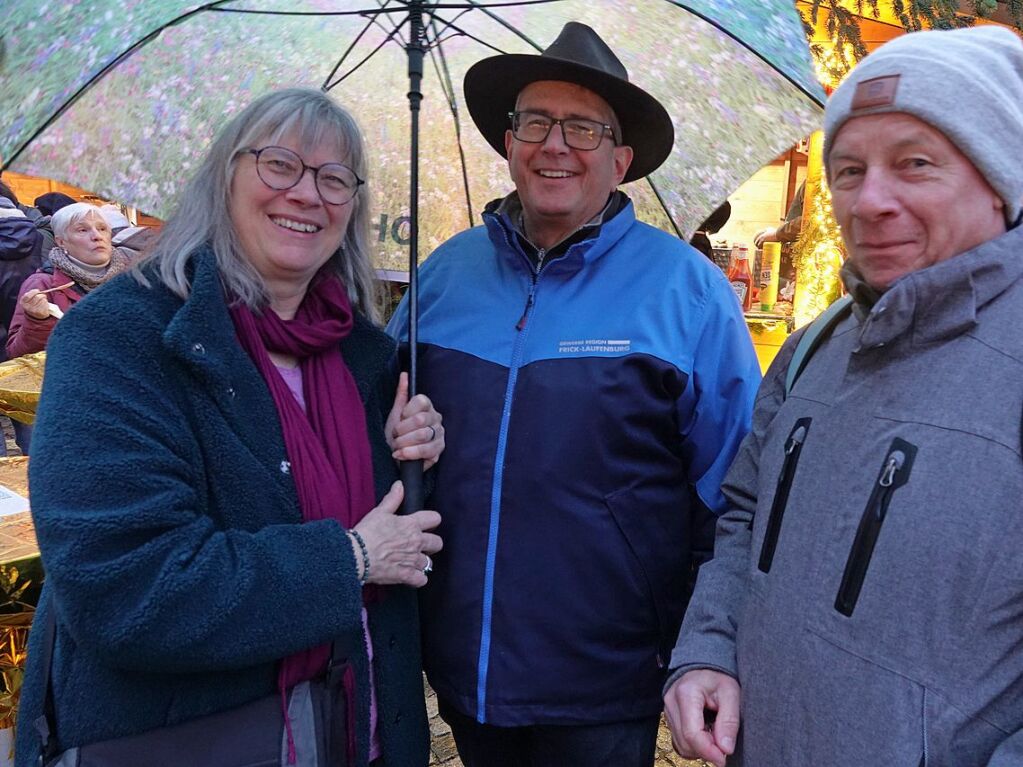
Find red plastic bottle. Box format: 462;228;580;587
727;245;753;311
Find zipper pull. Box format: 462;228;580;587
879;450;905;488
516;283;537;331
515;246;545;331
785;425;808;455
875;449;906;520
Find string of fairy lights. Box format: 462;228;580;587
790;45;852;328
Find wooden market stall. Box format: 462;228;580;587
716;2;1020;372
0;171;162;228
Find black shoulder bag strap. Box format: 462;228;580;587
784;295;854;398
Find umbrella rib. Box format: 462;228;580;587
324;17;410;90
424;9;509;54
2;0;238;172
458;0;548;52
209;6;415;17
662;0;826;108
427;21;475;228
370;0;410;48
427;24;505;55
208;1;563;15
644;178;684;240
425;17;459;113
320;4;394;91
423;7;473;43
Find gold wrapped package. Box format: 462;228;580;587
0;353;45;425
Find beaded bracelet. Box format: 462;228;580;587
349;529;370;585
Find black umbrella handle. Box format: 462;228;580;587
401;2;426;516
400;459;425;516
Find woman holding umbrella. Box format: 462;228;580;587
16;88;443;767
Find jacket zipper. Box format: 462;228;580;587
516;248;545;330
477;241;542;722
757;418;811;573
835;438;917;616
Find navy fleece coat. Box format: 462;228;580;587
15;248;429;767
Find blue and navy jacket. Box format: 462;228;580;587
388;197;760;726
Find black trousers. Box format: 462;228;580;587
438;698;660;767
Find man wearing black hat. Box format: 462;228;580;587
388;22;759;766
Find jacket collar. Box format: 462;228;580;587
161;245;247;389
160;246;390;392
842;226;1023;350
482;191;636;275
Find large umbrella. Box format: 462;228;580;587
0;0;825;507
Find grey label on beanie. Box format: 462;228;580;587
851;75;899;111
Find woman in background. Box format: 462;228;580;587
6;202;133;358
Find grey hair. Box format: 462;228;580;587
140;87;380;323
51;202;108;240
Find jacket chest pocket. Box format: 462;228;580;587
834;437;917;616
754;418;812;574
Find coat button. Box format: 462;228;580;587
394;710;403;724
280;460;291;474
389;635;397;649
226;387;236;398
191;342;205;355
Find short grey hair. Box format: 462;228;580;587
52;202;108;240
141;87;380;322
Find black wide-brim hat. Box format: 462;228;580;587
464;22;674;184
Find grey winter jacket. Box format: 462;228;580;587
668;225;1023;766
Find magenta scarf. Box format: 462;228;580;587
229;273;376;691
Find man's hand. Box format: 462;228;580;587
385;372;444;470
663;669;741;767
753;227;780;249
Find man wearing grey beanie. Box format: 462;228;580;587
663;25;1023;767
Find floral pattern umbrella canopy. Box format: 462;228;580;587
0;1;824;271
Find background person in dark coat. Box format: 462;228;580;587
0;199;44;354
0;178;41;220
689;200;731;260
0;196;45;454
33;192;76;219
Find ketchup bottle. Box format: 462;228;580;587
727;245;753;311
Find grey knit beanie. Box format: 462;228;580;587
824;26;1023;226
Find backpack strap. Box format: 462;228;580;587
784;295;854;398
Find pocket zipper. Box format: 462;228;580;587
758;418;811;573
835;438;917;616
